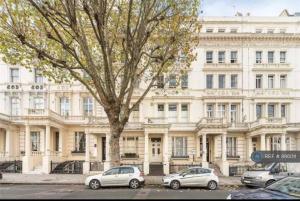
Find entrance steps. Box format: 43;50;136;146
209;163;223;176
149;163;164;176
27;166;44;174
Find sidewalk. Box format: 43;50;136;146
0;173;242;186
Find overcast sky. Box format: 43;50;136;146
200;0;300;16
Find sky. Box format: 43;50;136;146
200;0;300;16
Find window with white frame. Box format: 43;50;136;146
74;132;86;152
281;104;287;119
157;104;165;118
181;74;188;89
268;51;274;63
268;104;275;118
218;74;225;88
168;104;177;122
218;28;225;33
10;68;19;83
218;104;226;118
268;75;274;89
230;28;237;33
230;51;237;63
157;75;164;88
131;104;139;122
226;137;237;157
172;137;188;157
60;97;70;116
280;75;287;88
31;131;40;151
206;28;213;33
168;74;177;88
33;97;44;110
206;74;213;89
267;29;274;34
280;51;286;63
271;136;281;151
256;75;263;89
123;136;138;155
34;69;43;83
230;104;237;123
256;51;262;64
206;51;213;63
231;74;238;88
181;104;189;122
207;104;214;118
256;104;262;119
11;97;20;116
218;51;225;63
83;97;93;116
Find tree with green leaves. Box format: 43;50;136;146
0;0;200;167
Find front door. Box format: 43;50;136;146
150;138;162;163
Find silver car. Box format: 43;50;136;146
85;166;145;190
162;167;219;190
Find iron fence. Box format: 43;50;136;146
0;160;22;173
169;164;201;173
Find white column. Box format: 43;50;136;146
246;136;252;161
45;125;51;156
144;132;149;175
281;133;286;151
202;133;208;168
104;133;111;171
177;103;181;122
195;134;200;158
221;133;229;176
25;124;31;156
83;132;90;174
260;134;266;151
222;133;227;162
266;137;271;151
5;129;12;157
163;132;169;175
165;103;169;122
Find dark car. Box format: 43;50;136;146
230;177;300;199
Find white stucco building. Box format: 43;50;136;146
0;10;300;176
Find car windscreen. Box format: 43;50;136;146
249;163;274;171
266;177;300;198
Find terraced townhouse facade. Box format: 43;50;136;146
0;10;300;176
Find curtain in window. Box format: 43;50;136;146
172;137;187;157
75;132;86;152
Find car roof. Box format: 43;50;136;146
189;166;212;170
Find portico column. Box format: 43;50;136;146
177;103;181;122
195;133;200;158
221;133;229;176
202;133;208;168
83;132;90;174
163;132;169;175
260;134;266;151
45;125;51;156
281;133;286;151
58;129;63;156
23;124;32;173
5;129;12;158
222;133;227;162
144;132;149;175
246;136;252;161
25;124;31;156
104;133;111;171
266;137;271;151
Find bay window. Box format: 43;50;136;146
74;132;86;153
172;137;188;157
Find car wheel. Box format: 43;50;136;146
265;180;275;187
129;179;140;189
89;179;101;190
207;180;218;190
170;180;180;190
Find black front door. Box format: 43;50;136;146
206;140;209;162
102;137;106;161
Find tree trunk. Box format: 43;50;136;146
109;124;122;167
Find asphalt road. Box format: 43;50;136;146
0;184;245;199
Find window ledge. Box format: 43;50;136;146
71;151;85;154
171;156;190;159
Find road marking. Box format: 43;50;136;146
133;188;152;199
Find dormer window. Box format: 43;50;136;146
218;28;225;33
267;29;274;34
206;28;213;33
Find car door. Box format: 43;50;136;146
180;168;198;186
101;167;120;186
196;168;212;186
118;167;134;186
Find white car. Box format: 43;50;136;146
85;166;145;190
162;167;219;190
